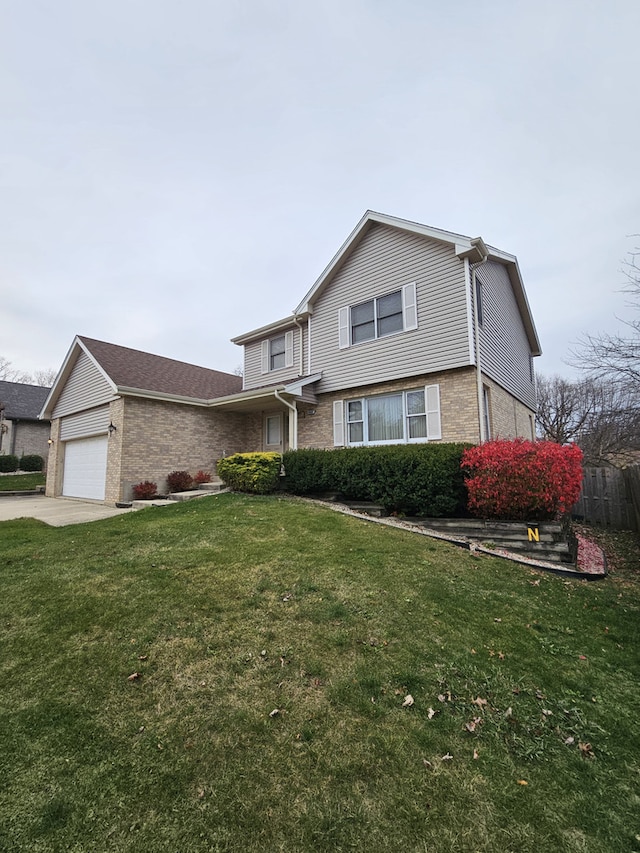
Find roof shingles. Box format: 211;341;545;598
79;337;243;401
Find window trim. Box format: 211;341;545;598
261;330;294;373
338;282;417;349
334;385;441;447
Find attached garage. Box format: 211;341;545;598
62;435;108;500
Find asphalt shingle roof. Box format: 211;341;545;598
79;337;243;400
0;381;51;420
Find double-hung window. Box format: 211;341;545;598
261;331;294;373
337;385;441;447
339;282;417;349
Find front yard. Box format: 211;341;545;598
0;493;638;852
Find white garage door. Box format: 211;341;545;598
62;435;108;500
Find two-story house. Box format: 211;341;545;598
41;211;541;504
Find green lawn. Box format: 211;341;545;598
0;493;638;852
0;472;46;491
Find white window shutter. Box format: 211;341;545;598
425;384;441;439
261;340;269;374
333;400;345;446
338;307;350;349
285;330;294;368
403;282;418;331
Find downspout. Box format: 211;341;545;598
469;244;489;443
274;389;298;451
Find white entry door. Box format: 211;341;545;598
62;435;108;500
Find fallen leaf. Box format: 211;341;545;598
498;651;505;660
542;709;553;717
529;579;541;586
564;736;575;745
441;753;453;761
269;708;280;718
517;779;528;786
127;672;141;682
473;749;479;760
579;741;595;758
472;696;488;709
138;654;148;661
579;655;587;661
427;707;436;719
465;717;482;733
504;707;513;718
494;618;502;623
422;759;433;770
402;694;414;707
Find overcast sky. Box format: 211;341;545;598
2;0;639;384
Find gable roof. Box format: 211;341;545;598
41;336;243;417
0;380;51;421
233;211;541;355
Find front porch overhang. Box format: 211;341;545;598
207;373;322;414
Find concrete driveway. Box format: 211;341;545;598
0;495;137;527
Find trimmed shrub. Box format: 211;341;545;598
217;452;281;494
132;481;158;500
166;470;194;493
20;454;44;472
0;454;19;473
194;470;212;485
461;438;583;521
282;444;472;516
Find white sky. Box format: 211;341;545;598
1;0;639;382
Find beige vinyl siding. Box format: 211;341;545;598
52;351;116;418
243;323;305;390
309;223;471;394
60;406;111;440
477;261;536;410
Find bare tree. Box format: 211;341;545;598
535;374;596;444
571;242;640;387
536;373;640;466
0;357;56;386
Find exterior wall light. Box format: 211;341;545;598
108;422;117;435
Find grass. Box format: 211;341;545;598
0;471;46;490
0;493;638;852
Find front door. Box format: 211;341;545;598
263;413;288;453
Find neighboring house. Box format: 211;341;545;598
0;380;51;461
42;211;541;504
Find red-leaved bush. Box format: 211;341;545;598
194;470;212;485
461;438;583;521
166;470;194;493
132;480;157;500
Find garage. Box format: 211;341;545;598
62;435;108;500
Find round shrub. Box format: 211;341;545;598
217;452;281;494
20;454;44;472
0;454;19;473
132;481;158;500
166;471;194;493
461;438;583;521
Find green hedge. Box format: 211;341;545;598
20;454;44;472
282;444;472;517
0;454;19;473
217;452;282;494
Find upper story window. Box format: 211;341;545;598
270;335;286;371
261;330;294;374
339;282;417;349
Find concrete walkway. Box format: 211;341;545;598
0;495;138;527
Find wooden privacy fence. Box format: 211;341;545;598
573;465;640;531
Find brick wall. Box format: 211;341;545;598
115;397;256;503
297;367;483;449
484;376;536;440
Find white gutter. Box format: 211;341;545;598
293;316;304;376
